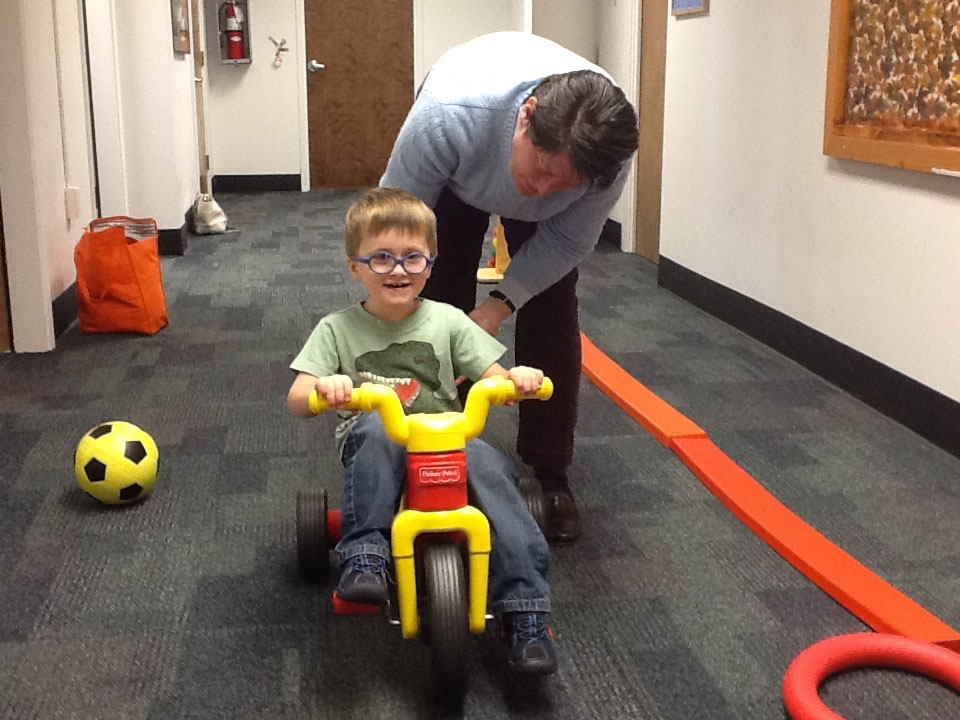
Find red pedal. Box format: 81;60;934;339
332;592;382;614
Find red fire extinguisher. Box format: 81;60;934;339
223;1;245;60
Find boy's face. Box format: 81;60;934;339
348;228;433;316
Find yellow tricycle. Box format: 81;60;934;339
295;375;552;702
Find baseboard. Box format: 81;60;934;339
53;282;77;338
658;256;960;459
159;222;188;256
211;174;300;193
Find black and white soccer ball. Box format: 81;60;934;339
74;421;159;505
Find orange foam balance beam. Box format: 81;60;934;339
675;436;960;650
580;332;960;651
580;333;706;447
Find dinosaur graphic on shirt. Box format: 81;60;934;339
354;341;442;412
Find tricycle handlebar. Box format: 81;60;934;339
308;376;553;449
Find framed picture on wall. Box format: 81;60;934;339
171;0;191;56
823;0;960;174
672;0;709;17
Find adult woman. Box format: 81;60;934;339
381;32;639;542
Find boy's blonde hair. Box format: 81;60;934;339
345;187;437;257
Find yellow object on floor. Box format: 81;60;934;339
477;220;510;283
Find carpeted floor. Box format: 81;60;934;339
1;190;958;719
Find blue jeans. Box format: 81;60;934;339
336;412;551;614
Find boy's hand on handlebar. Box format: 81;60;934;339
315;374;354;409
507;366;544;397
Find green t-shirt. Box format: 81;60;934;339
291;299;507;455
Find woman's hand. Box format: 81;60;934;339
469;296;514;337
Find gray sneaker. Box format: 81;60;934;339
335;554;390;606
502;612;558;675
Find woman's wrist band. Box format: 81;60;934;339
488;289;516;314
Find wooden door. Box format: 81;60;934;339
305;0;414;189
0;196;11;352
635;0;667;263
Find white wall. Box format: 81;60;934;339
414;0;526;86
532;0;598;62
661;2;960;403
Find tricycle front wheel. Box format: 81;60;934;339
296;489;330;581
423;542;470;704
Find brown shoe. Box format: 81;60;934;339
543;492;581;543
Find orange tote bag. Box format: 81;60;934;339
75;216;169;334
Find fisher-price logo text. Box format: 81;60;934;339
419;466;463;484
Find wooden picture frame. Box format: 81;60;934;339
171;0;191;56
671;0;709;17
824;0;960;174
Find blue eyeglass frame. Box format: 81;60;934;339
350;251;436;275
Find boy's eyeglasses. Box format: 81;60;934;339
351;251;436;275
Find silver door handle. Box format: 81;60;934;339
308;60;326;73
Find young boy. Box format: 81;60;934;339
287;187;556;675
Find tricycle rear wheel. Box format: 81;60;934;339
423;542;470;704
519;474;546;531
296;489;330;581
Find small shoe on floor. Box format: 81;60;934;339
502;612;557;675
336;554;390;606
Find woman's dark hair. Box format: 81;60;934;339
527;70;639;189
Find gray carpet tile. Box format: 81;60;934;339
0;189;958;718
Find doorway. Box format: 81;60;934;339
635;0;667;262
305;0;414;189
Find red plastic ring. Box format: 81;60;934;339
783;633;960;720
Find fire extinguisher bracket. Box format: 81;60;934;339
218;0;251;64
